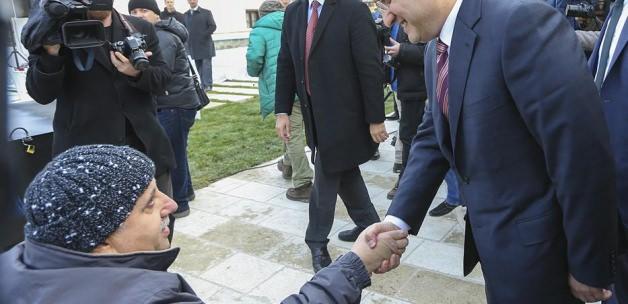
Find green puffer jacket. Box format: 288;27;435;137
246;11;284;118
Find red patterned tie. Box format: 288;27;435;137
305;0;320;96
436;38;449;118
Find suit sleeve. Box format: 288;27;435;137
246;29;265;77
207;10;217;35
281;252;369;304
25;51;67;105
127;22;172;95
502;2;617;288
274;9;297;115
387;98;450;234
349;2;385;124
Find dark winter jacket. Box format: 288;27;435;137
160;9;186;26
0;240;202;304
155;17;200;110
0;241;370;304
25;11;175;176
394;29;427;102
184;7;217;59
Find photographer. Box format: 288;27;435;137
24;0;176;199
23;0;178;240
128;0;200;218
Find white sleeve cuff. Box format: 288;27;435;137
384;215;411;232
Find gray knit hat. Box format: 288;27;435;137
24;145;155;252
259;0;284;17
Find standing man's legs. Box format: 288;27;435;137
285;101;313;201
388;99;425;199
195;58;213;91
393;94;403;169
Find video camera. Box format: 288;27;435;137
43;0;106;49
110;33;149;71
566;0;611;30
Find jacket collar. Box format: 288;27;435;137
22;239;180;272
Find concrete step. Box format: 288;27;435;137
212;87;259;95
207;94;254;103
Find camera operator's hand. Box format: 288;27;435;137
43;44;61;56
370;123;389;143
110;51;141;78
384;38;400;57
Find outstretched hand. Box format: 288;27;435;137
351;223;409;274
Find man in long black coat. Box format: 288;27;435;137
184;0;216;91
275;0;389;273
25;6;175;196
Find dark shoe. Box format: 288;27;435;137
338;226;365;242
286;182;312;202
387;180;399;200
186;192;196;202
311;247;332;273
393;163;402;173
390;136;397;147
371;150;380;161
277;159;292;180
429;201;458;217
386;111;399;120
173;204;190;218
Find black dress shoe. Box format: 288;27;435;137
387;179;399;200
338;226;365;242
310;247;332;273
392;163;403;173
428;201;458;217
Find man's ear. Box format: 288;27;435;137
91;237;119;254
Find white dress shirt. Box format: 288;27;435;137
384;0;464;232
308;0;325;22
597;0;628;81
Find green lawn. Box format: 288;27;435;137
187;97;284;189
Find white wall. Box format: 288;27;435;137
113;0;266;34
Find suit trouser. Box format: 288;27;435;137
305;153;380;247
398;99;425;178
393;93;403;164
282;101;314;188
194;58;213;90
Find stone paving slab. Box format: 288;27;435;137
207;94;254;102
217;81;259;88
172;119;488;303
212;86;260;95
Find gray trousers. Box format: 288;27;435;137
305;153;380;248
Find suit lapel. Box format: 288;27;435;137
310;0;337;55
448;0;481;152
606;22;628;77
299;0;308;58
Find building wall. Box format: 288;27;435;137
113;0;266;34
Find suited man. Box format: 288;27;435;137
589;0;628;302
184;0;216;91
275;0;388;272
366;0;619;303
161;0;186;25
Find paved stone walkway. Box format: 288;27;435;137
171;120;488;303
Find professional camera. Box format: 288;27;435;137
43;0;106;49
566;1;596;18
111;33;150;71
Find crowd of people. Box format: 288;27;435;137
0;0;627;303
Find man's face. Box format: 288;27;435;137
165;0;175;10
383;0;451;43
188;0;198;8
130;8;160;24
95;180;178;253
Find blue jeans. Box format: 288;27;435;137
445;170;461;206
157;108;196;209
194;58;213;90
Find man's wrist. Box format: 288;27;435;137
275;113;289;117
384;215;410;232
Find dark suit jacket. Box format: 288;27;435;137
589;6;628;248
275;0;385;173
387;0;617;302
25;11;175;176
184;7;216;59
161;9;186;26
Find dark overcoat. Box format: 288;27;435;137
184;7;216;59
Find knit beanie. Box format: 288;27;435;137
23;145;155;253
259;0;284;17
128;0;161;16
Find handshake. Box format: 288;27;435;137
350;222;408;274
